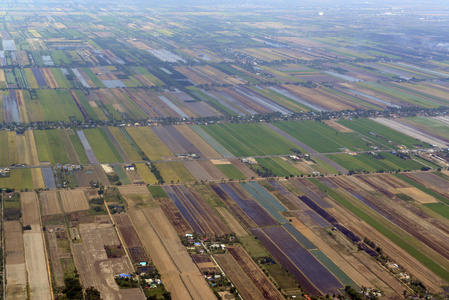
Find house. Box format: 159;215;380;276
124;165;135;171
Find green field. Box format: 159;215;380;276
216;163;246;180
67;130;90;164
327;152;429;173
201;123;301;157
338;118;427;149
20;169;34;190
358;82;439;108
37;90;83;122
0;131;9;167
72;90;99;120
83;128;123;163
257;157;302;177
82;67;105;87
402;117;449;141
113;165;131;185
424;203;449;220
109;127;142;162
153;162;194;183
34;130;70;164
148;185;168;198
50;68;72;88
137;127;173;159
273;120;373;153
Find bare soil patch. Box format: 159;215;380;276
23;232;52;299
40;190;62;215
118;185;150;195
60;190;89;212
323;120;354;133
21;192;41;228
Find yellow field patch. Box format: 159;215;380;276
394;187;438;203
28;29;41;38
323;120;354;133
25;69;38;89
25;130;40;166
135;163;158;184
32;168;45;189
211;159;231;165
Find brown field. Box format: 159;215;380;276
295;222;404;297
175;125;222;158
59;129;80;164
5;221;27;300
129;209;193;300
78;224;144;299
131;207;215;299
395;187;438;203
41;68;58;88
113;214;144;248
197;160;227;180
408;172;449;193
60;190;89;212
227;245;284;300
21;193;52;299
46;224;69;287
158;198;192;235
323;120;354;133
75;165;110;187
215;253;265;300
228;158;258;178
21;192;41;227
215;207;248;236
72;243;95;288
188;187;231;236
118;185;150;195
16;90;29;124
282;84;356;111
328;176;448;292
40;190;62;215
5;264;27;300
182;161;213;181
210;183;257;229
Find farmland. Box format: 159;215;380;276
2;1;449;299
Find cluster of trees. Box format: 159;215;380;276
150;164;164;184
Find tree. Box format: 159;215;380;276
85;287;101;300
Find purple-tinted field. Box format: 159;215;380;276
169;185;230;236
31;68;48;87
164;126;206;157
210;183;257;229
164;186;202;233
218;183;277;227
4;92;21;123
251;226;343;295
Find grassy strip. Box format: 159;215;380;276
148;185;168;198
309;177;449;282
424;203;449;220
216;164;246;180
